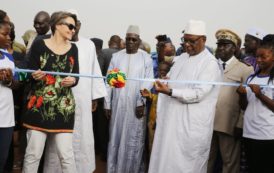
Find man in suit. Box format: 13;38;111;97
207;29;254;173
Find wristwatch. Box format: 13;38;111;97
168;89;173;96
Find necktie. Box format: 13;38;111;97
222;62;226;70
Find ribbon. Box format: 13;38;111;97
13;68;274;89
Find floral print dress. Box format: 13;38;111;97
23;39;79;133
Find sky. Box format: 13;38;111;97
2;0;273;51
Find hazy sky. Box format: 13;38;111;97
2;0;273;51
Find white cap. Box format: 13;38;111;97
126;25;140;35
246;27;267;40
65;9;80;20
184;19;206;36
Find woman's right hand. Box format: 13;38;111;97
0;69;5;81
32;69;46;81
140;89;151;98
0;68;13;82
236;84;247;95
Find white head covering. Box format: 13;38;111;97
184;20;206;36
246;27;267;40
65;9;80;20
126;25;140;35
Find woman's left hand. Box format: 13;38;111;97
140;89;151;98
249;84;262;97
61;76;76;87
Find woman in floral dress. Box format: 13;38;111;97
22;11;79;173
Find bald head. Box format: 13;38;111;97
108;35;121;49
34;11;50;22
33;11;50;35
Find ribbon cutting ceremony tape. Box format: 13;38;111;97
14;68;274;89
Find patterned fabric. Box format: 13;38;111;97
151;52;158;78
43;37;107;173
23;39;79;132
147;92;158;156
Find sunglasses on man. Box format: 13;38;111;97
126;37;139;42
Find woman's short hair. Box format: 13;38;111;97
260;34;274;53
0;10;10;29
0;10;7;22
50;11;77;35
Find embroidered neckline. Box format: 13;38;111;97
256;74;270;78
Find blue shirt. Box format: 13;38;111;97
151;52;158;78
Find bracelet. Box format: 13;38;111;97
6;80;13;87
168;89;173;96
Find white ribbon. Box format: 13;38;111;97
14;68;274;88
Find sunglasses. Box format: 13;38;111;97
61;22;76;31
126;37;139;42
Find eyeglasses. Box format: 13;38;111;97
182;36;203;46
126;37;139;42
61;22;76;31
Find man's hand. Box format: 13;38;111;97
92;100;98;112
136;105;145;119
155;80;170;95
104;109;111;120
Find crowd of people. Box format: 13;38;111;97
0;8;274;173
